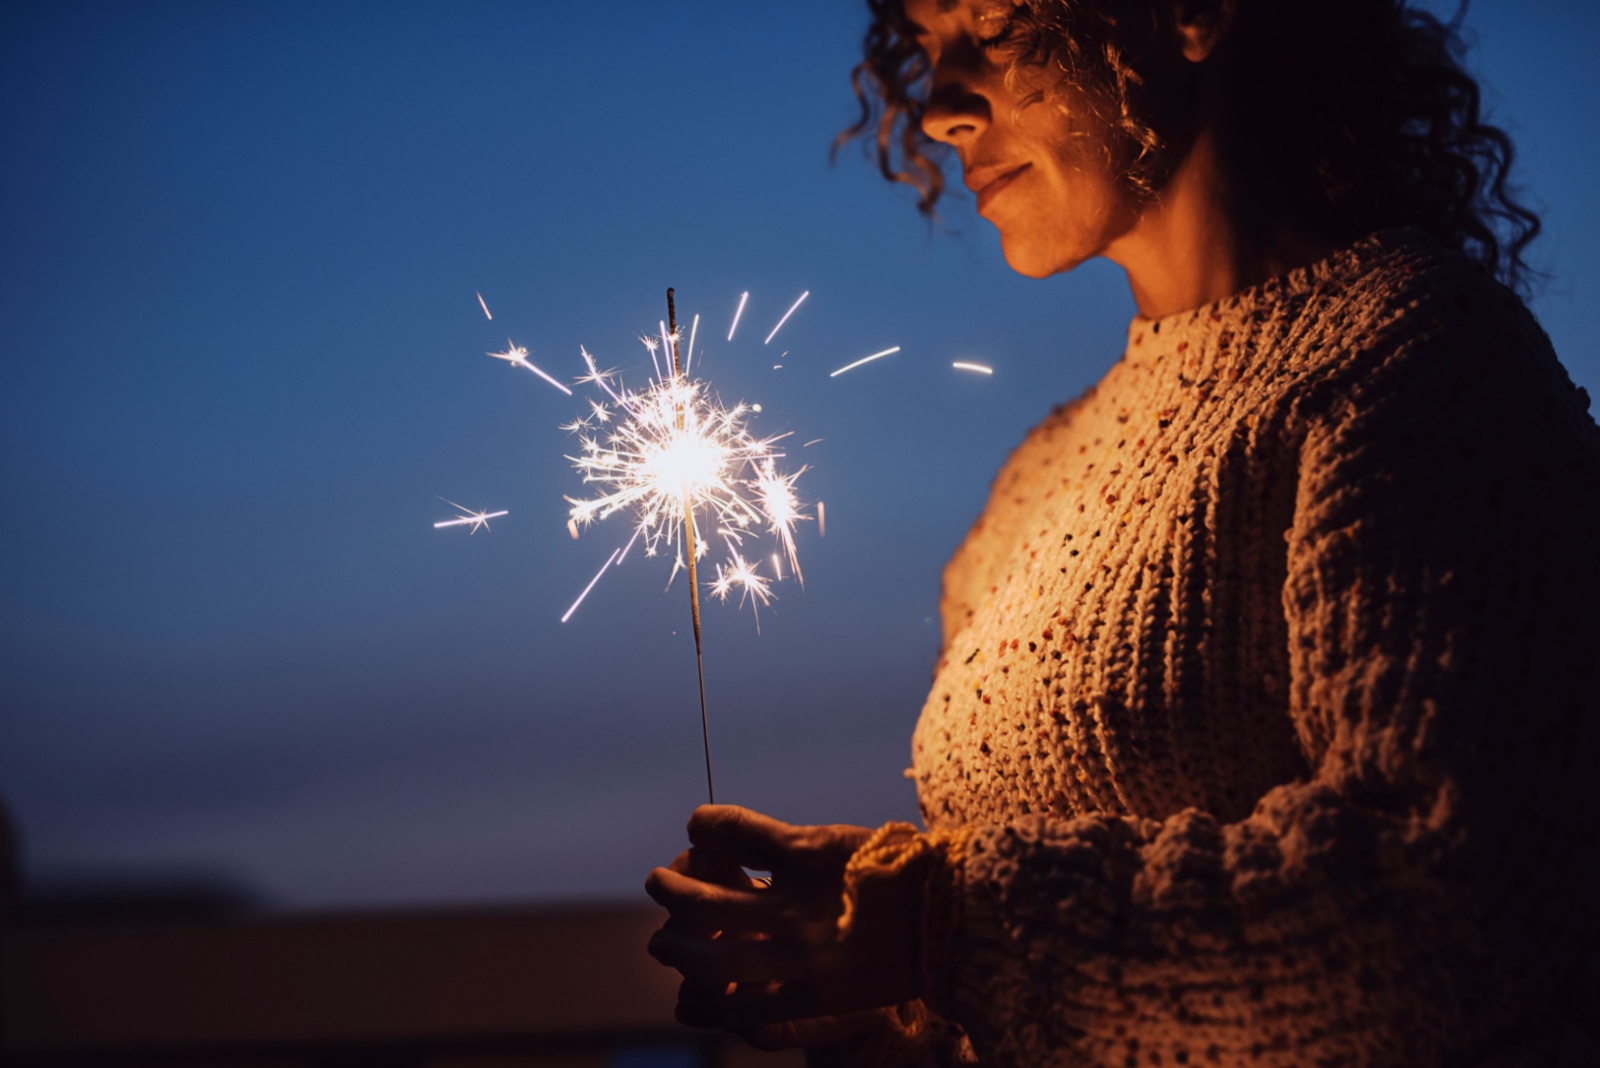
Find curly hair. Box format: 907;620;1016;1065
837;0;1541;293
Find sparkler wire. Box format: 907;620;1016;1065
667;287;716;805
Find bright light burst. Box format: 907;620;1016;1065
562;339;809;617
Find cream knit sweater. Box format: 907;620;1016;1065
831;231;1600;1066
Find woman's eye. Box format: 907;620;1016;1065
973;7;1019;49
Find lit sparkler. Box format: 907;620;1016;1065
562;288;812;801
562;353;805;576
433;499;508;534
442;285;832;805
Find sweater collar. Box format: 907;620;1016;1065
1125;229;1428;345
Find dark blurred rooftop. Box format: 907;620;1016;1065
2;890;800;1068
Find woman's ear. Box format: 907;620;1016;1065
1169;0;1236;63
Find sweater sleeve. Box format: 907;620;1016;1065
915;290;1600;1066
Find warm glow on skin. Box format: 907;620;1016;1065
906;0;1332;318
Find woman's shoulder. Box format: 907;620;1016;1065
1281;230;1590;429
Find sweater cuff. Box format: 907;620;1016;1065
838;821;973;1019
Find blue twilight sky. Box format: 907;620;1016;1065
2;1;1596;911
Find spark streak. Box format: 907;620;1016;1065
686;314;699;374
433;499;508;534
829;345;901;377
488;342;574;395
728;292;749;341
561;547;620;623
476;292;493;320
764;290;809;345
525;361;574;394
952;361;994;375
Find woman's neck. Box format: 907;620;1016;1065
1106;130;1331;320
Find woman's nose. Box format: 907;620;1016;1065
920;74;992;145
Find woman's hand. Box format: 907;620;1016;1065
645;804;927;1048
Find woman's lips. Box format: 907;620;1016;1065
975;163;1030;214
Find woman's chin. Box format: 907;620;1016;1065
999;235;1086;280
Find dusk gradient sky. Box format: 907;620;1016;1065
3;1;1596;910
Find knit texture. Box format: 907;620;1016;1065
836;231;1600;1066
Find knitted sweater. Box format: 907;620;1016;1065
832;231;1600;1067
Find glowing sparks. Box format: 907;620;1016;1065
561;547;620;623
686;314;699;374
476;292;493;320
953;361;994;375
755;458;807;584
525;361;575;395
488;341;574;395
709;548;774;617
764;290;809;345
817;500;826;538
562;328;811;619
728;291;749;341
433;499;508;534
829;345;901;377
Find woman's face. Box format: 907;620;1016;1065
905;0;1143;278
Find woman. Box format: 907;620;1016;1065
647;0;1600;1063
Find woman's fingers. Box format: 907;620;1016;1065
668;845;754;888
687;805;874;875
645;866;784;934
648;926;818;984
685;805;797;870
